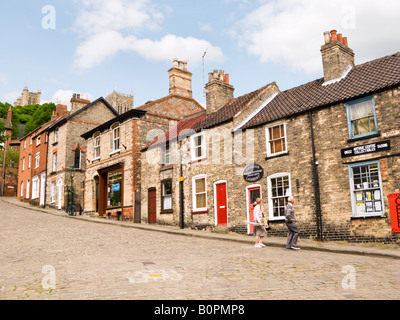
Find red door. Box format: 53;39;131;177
247;187;261;235
148;188;157;224
215;182;228;226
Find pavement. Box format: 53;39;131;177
2;197;400;260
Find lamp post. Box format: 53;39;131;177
69;166;75;216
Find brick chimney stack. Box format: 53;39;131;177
70;93;90;114
321;30;355;82
205;69;234;114
6;106;12;123
168;58;193;98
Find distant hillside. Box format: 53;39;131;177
0;102;56;139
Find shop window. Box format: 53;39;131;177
268;173;291;220
193;175;207;211
347;96;378;139
349;161;384;217
161;179;172;212
266;123;287;157
107;170;122;208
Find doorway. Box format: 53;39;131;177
214;181;228;226
148;188;157;224
246;185;262;235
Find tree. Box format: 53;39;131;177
0;121;6;150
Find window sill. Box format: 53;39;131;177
160;164;173;171
189;157;207;164
347;132;380;143
350;214;386;220
109;150;120;157
92;157;101;163
191;209;208;214
265;152;289;161
161;209;173;214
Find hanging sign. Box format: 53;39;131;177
243;164;264;183
341;140;390;158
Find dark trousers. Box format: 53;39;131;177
286;221;299;248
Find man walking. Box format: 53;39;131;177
285;196;300;250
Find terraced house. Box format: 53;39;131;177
141;30;400;244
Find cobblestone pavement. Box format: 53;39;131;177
0;200;399;300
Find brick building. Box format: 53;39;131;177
17;103;69;205
81;59;204;221
45;95;119;212
141;30;400;244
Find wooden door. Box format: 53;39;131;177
148;188;157;224
215;182;228;226
247;187;261;235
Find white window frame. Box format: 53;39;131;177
20;181;24;198
26;179;30;199
32;176;40;199
93;135;100;160
54;129;58;143
265;122;288;157
28;154;31;168
190;132;206;162
22;157;25;171
192;174;207;212
52;152;57;172
36;136;41;146
112;125;120;153
162;142;171;165
35;152;40;169
348;160;385;218
267;172;292;221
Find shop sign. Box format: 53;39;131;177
243;164;264;182
388;193;400;233
382;129;400;139
112;183;120;192
341;140;390;158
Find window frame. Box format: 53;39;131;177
346;96;378;140
52;152;58;172
50;181;56;203
267;172;292;221
74;148;81;170
192;174;207;212
348;160;385;218
265;122;288;157
190;132;206;162
161;179;173;213
35;152;40;169
93;134;101;160
32;176;40;199
112;124;120;153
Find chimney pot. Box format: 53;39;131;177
224;74;230;84
330;30;338;41
343;37;348;47
337;33;343;44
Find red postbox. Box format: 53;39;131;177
388;193;400;233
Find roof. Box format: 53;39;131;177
0;118;13;130
81;108;147;140
141;111;206;151
242;52;400;129
47;97;119;132
191;84;274;132
136;94;205;112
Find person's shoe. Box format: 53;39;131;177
254;244;262;248
290;246;300;250
259;243;265;247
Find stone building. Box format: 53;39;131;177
81;59;204;221
105;88;134;115
14;86;41;106
45;95;119;212
141;30;400;244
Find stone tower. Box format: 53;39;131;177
14;86;41;106
105;88;134;115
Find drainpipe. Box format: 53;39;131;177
179;140;184;229
308;111;323;241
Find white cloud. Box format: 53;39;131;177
234;0;400;75
71;0;224;73
0;91;19;104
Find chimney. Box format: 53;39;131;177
55;103;69;119
168;58;193;98
6;106;12;123
70;93;90;114
205;69;235;114
321;30;355;82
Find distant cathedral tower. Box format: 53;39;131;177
14;85;41;106
105;85;134;115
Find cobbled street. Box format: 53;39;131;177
0;200;399;300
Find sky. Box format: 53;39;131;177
1;0;399;110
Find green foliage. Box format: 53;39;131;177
0;102;56;138
0;147;20;167
0;121;6;149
